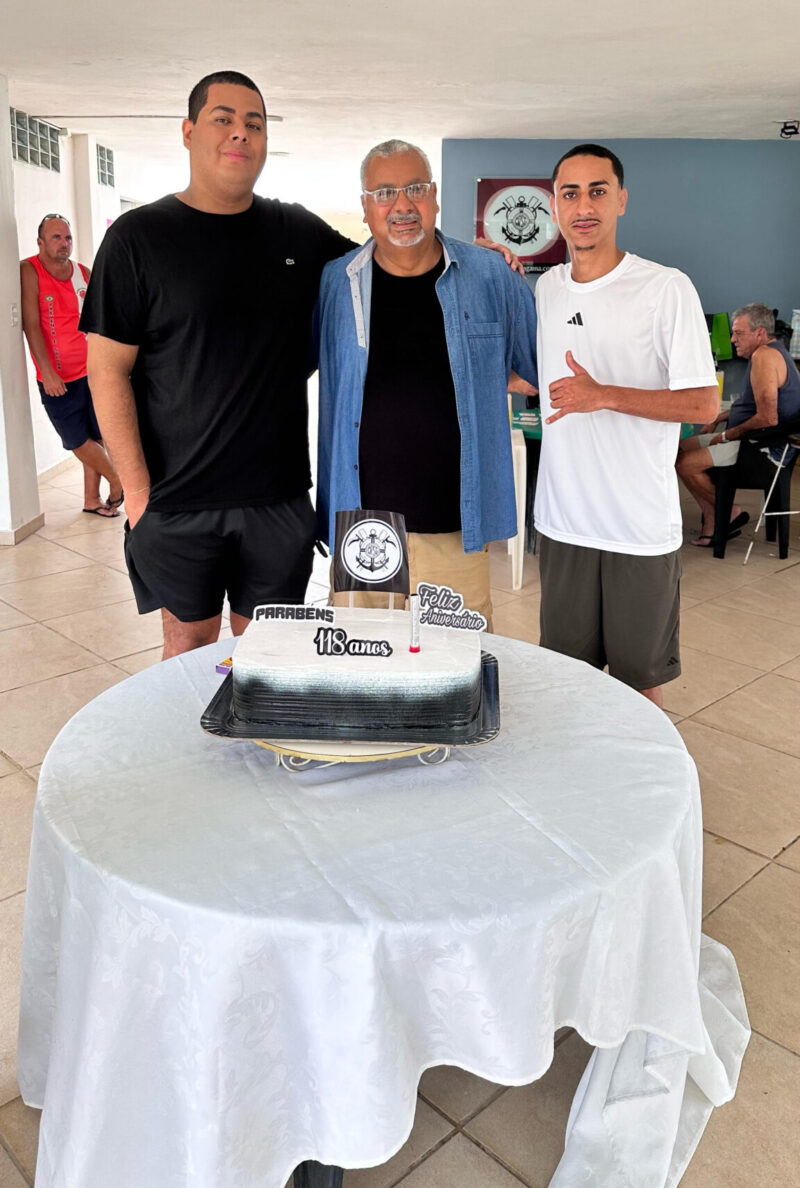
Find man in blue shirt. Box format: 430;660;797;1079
316;139;538;627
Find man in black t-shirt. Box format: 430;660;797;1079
82;70;355;658
317;139;538;629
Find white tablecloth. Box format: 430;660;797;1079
18;636;749;1188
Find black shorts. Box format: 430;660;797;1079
538;535;682;690
123;495;317;622
38;375;101;451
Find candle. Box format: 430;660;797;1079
409;593;420;653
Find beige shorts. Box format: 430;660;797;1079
330;530;493;630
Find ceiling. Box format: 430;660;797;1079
3;0;799;214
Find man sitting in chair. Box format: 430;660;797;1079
677;303;800;547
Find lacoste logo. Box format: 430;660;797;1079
567;311;583;326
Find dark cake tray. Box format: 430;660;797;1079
201;651;499;748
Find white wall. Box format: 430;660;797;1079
0;73;41;540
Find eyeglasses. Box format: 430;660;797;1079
362;182;434;205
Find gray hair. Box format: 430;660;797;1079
360;139;433;189
732;303;775;335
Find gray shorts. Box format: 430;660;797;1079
695;430;740;467
538;536;682;690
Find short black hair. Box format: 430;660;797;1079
552;144;624;188
187;71;266;123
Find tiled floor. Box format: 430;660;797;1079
0;459;798;1187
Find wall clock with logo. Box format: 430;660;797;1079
475;178;566;275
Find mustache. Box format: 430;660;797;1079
387;212;422;226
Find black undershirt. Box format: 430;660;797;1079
358;257;462;534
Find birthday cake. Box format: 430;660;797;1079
230;604;484;743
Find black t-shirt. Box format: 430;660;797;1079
81;195;355;511
358;257;462;534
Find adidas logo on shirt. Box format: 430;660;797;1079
567;311;584;326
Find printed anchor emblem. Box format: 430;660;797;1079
356;527;393;573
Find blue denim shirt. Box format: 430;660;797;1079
315;232;538;553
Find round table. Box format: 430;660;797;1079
18;636;748;1188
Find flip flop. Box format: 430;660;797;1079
728;511;750;535
106;491;124;510
83;505;120;518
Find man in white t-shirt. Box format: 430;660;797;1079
534;144;719;707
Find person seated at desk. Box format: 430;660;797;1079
676;303;800;547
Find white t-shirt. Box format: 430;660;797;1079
534;253;716;555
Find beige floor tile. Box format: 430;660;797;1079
0;1147;29;1188
418;1065;505;1125
346;1100;453;1188
463;1033;593;1187
491;592;540;645
679;559;779;605
488;586;521;610
44;600;162;662
0;623;102;694
680;1033;800;1188
692;673;800;758
36;507;124;541
701;832;767;916
710;573;800;626
773;653;800;681
678;601;800;671
0;536;93;584
397;1133;523;1188
704;863;800;1053
774;838;800;873
0;1097;39;1184
0;664;126;768
37;486;82;514
53;530;127;571
0;773;37;900
0;602;32;633
489;546;540;597
679;721;800;856
662;646;762;718
664;710;683;724
114;646;164;675
0;565;133;620
23;767;41;783
0;755;19;778
0;894;25;1107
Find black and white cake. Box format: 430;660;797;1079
230;605;484;743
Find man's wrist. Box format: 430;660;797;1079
601;384;618;411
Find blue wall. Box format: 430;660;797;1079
441;139;800;322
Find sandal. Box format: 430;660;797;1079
83;505;120;518
106;491;124;510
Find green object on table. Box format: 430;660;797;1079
513;409;695;441
710;312;732;361
511;409;542;439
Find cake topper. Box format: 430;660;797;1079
333;509;410;595
416;583;487;632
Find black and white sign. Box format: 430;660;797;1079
333;510;410;595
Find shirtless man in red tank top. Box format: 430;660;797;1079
20;215;122;516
